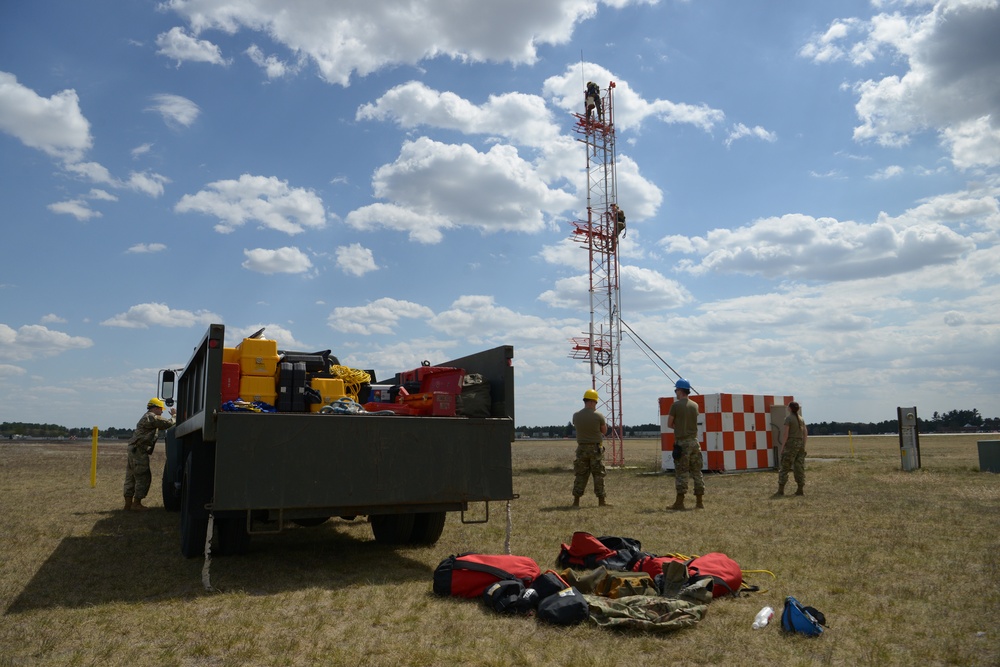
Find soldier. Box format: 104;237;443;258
777;401;808;496
667;379;704;510
123;397;175;511
585;81;603;122
571;388;608;507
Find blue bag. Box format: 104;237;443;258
781;596;826;637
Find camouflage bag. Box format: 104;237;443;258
595;571;659;599
559;566;657;598
585;595;708;633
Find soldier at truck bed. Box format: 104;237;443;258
122;397;175;511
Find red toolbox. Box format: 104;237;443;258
399;366;465;395
221;362;240;403
401;391;456;417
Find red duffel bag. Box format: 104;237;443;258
687;552;743;597
433;553;541;598
632;554;688;579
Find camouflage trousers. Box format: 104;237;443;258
123;445;152;500
585;595;708;633
674;438;704;494
778;439;806;487
573;443;606;498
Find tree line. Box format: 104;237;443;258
3;408;996;441
515;408;998;439
1;422;135;439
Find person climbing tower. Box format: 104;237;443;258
585;81;603;122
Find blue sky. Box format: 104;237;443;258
1;0;998;430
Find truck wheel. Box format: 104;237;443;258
213;516;251;556
180;452;210;558
370;513;415;545
409;512;447;545
162;478;181;512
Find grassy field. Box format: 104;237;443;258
1;434;998;666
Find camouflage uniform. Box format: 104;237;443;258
669;398;704;495
585;595;708;633
778;414;806;488
123;409;174;501
572;407;607;499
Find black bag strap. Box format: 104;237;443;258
453;557;517;581
803;606;828;627
686;558;735;595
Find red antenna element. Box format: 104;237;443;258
569;81;624;466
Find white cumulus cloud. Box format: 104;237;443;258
101;303;221;328
0;323;93;361
0;71;92;162
147;93;201;127
242;247;313;274
156;26;227;66
176;174;328;234
336;244;378;277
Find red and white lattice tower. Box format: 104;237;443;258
569;81;624;466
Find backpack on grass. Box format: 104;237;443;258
686;552;743;598
482;579;530;614
433;553;540;598
536;586;589;626
557;532;645;571
781;596;827;637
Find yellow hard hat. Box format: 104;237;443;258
583;389;599;402
147;397;165;409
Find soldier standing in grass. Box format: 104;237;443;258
123;397;175;511
668;379;704;510
572;388;608;507
777;401;808;496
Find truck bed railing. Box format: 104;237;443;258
174;323;226;442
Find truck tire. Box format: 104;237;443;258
180;451;211;559
213;515;251;556
408;511;447;545
370;513;416;545
162;478;181;512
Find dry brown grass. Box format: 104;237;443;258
1;434;998;666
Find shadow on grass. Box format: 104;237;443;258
5;510;433;614
537;504;586;513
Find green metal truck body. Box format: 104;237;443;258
162;323;515;557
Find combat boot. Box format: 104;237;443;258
598;496;610;507
794;484;804;496
695;492;705;509
775;483;785;496
669;493;686;511
123;496;133;511
571;496;580;508
131;498;149;511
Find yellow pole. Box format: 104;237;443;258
90;426;98;488
848;430;855;458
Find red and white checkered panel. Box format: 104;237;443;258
660;393;793;472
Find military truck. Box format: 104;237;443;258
160;323;515;557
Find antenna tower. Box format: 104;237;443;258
569;81;624;466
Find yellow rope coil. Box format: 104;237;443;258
330;365;371;401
